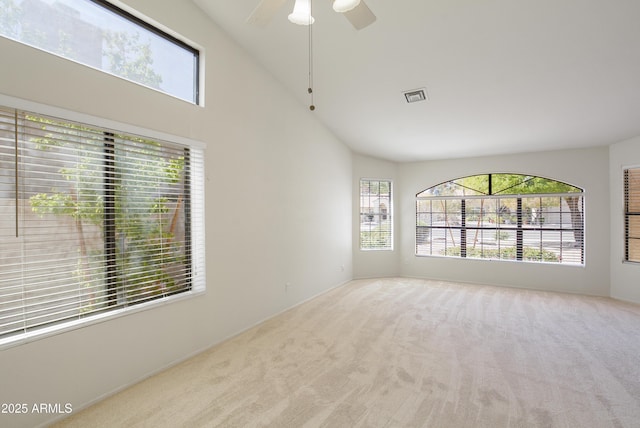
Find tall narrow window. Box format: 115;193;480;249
416;174;584;265
624;168;640;262
0;105;205;345
0;0;200;104
360;179;393;250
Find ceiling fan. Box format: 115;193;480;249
247;0;376;30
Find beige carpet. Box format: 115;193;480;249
53;278;640;427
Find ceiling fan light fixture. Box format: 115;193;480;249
332;0;361;13
288;0;315;25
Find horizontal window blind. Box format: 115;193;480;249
625;168;640;262
0;106;205;343
360;179;393;250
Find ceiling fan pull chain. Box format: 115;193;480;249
308;0;315;111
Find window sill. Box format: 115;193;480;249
0;288;206;351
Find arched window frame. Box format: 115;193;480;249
415;173;584;265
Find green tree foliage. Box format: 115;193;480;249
104;31;163;89
1;0;163;90
361;221;391;249
444;246;559;262
0;0;21;38
455;173;581;196
424;174;584;246
28;116;186;307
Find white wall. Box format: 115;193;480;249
352;147;612;297
352;154;401;278
0;1;352;427
395;147;611;296
610;137;640;304
1;0;634;425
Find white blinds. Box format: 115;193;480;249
0;106;205;342
359;179;393;250
625;168;640;262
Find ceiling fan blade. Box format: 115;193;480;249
342;1;376;30
246;0;289;27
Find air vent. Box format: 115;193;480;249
403;88;427;104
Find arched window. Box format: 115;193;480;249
416;174;584;264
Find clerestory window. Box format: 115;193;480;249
0;0;200;104
416;174;584;265
0;103;205;346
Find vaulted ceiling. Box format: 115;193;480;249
193;0;640;162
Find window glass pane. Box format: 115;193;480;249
628;216;640;239
0;110;19;336
521;197;539;226
417;174;582;197
0;0;199;103
537;231;562;262
499;198;517;225
492;174;528;194
627;169;640;213
627;215;640;262
415;174;584;265
114;137;189;305
629;238;640;262
445;199;461;226
416;200;431;254
465;198;484;225
14;114;108;334
492;174;582;195
624;168;640;262
458;175;489;195
360;179;392;250
0;105;204;345
497;229;517;260
537;197;557;228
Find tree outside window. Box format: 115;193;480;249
416;174;584;264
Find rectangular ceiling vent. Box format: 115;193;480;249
403;88;427;104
